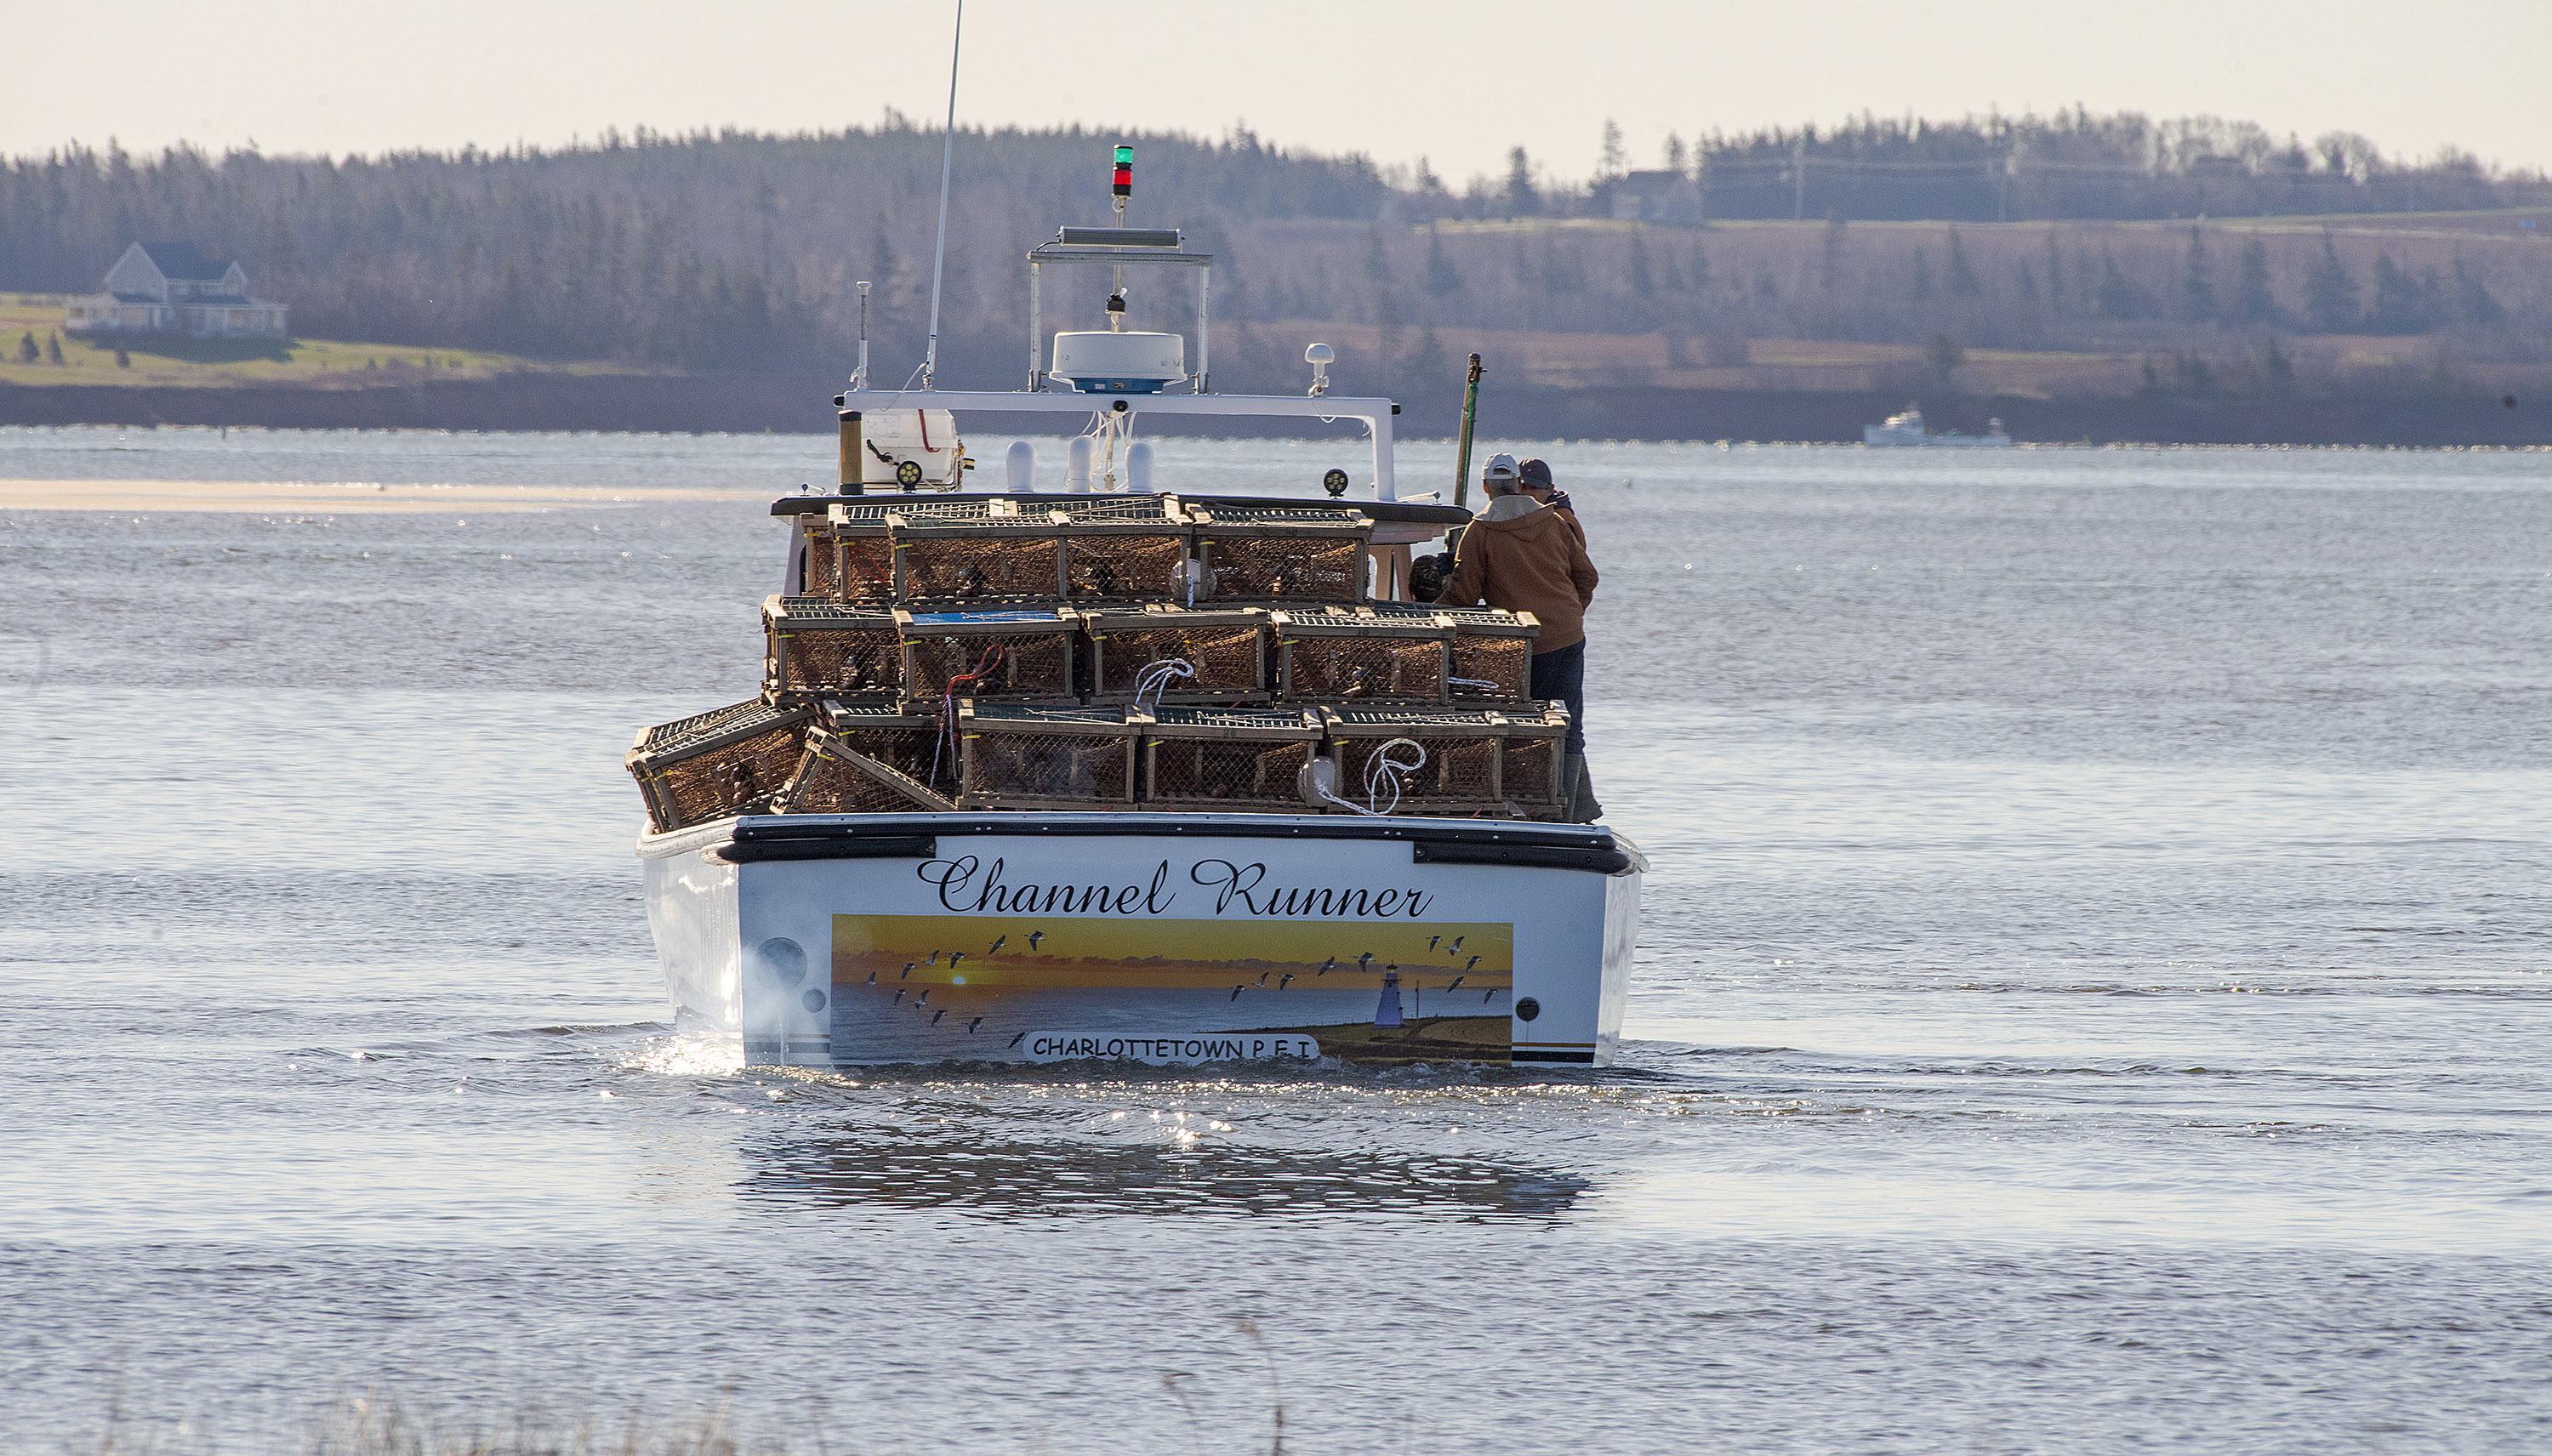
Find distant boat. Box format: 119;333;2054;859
1863;405;2012;447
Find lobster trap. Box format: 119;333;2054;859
625;699;817;833
1051;498;1193;602
1141;706;1324;810
1365;602;1541;705
897;607;1080;704
959;702;1142;810
889;514;1068;600
772;726;957;816
1491;703;1572;820
818;700;945;782
809;503;912;605
1059;519;1193;601
1080;606;1271;704
761;595;903;704
1186;503;1372;604
1274;608;1450;704
1315;706;1513;818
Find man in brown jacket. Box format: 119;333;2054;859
1439;454;1603;820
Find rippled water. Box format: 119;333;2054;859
3;426;2549;1453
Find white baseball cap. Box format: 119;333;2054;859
1482;452;1520;482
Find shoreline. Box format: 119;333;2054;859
3;373;2545;446
0;476;743;513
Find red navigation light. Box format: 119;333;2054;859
1112;144;1133;197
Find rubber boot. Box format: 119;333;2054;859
1567;754;1603;823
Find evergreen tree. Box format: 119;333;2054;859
15;331;35;363
1945;229;1980;296
115;349;130;367
1504;147;1539;219
2097;252;2156;319
1662;133;1689;175
2367;252;2435;333
1925;332;1965;381
2304;233;2361;333
46;331;64;363
2452;258;2504;325
1410;311;1446;385
2181;228;2215;322
1422;222;1463;298
1598;119;1627;181
2232;237;2277;324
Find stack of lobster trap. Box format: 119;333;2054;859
626;493;1572;832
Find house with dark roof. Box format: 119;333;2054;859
65;242;288;339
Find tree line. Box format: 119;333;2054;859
1;112;2543;392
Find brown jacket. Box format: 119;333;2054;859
1440;500;1599;650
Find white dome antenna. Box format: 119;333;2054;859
1305;342;1334;398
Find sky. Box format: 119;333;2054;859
15;0;2550;182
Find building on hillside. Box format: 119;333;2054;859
1609;170;1705;225
64;242;288;339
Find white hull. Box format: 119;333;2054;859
1862;426;2013;447
641;811;1643;1068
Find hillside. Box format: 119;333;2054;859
3;117;2548;439
0;293;638;390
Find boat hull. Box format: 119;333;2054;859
640;812;1643;1068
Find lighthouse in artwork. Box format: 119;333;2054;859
1374;966;1404;1027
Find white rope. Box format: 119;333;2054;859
1361;737;1427;816
1131;657;1193;713
1446;676;1502;692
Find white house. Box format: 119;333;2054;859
65;242;288;339
1608;170;1705;225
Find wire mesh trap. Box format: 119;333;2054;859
1316;705;1514;817
958;702;1141;809
1274;608;1450;703
1080;606;1271;703
1366;602;1541;704
898;608;1080;703
773;728;957;815
1142;706;1324;810
1493;703;1572;818
1061;521;1193;601
625;699;817;833
761;596;904;704
1187;504;1372;604
889;516;1068;601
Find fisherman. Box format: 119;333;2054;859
1515;457;1581;544
1438;452;1603;821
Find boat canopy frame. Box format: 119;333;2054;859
1025;227;1214;394
840;389;1404;502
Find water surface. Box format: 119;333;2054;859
3;426;2549;1453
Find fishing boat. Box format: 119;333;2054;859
1863;404;2013;447
627;148;1643;1070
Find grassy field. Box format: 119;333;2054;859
0;294;649;389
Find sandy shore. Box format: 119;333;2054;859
0;477;742;514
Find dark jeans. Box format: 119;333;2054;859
1529;640;1586;754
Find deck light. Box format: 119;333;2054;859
1113;145;1133;198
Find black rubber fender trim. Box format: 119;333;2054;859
1410;840;1632;875
715;834;938;863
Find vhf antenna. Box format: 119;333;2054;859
1108;144;1131;333
919;0;964;389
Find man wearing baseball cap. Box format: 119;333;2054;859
1516;458;1582;545
1439;453;1603;821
